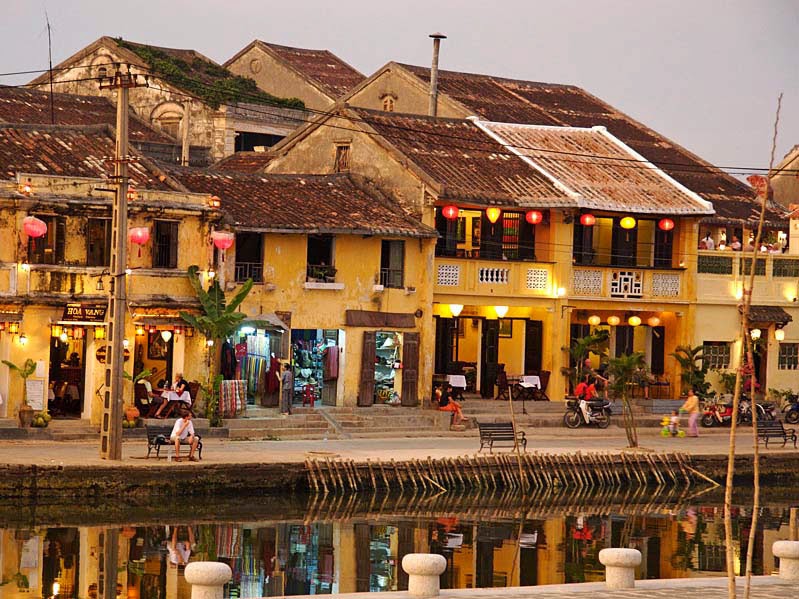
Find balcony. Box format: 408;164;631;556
697;250;799;303
235;261;264;283
434;257;554;297
304;264;343;290
570;265;684;301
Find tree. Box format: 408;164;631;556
561;329;609;389
179;265;254;424
2;359;37;407
606;352;648;448
671;345;711;397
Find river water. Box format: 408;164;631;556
0;487;793;599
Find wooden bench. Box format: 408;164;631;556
145;425;203;460
756;420;797;448
477;422;527;453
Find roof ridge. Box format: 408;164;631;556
0;122;113;134
396;62;581;90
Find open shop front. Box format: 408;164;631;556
231;314;289;408
290;328;342;407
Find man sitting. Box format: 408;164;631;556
170;409;200;462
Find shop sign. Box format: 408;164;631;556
95;346;130;364
63;303;107;322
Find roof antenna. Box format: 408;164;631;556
45;9;55;124
428;32;446;117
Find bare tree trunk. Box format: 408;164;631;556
743;334;760;599
622;395;638;448
723;93;782;599
507;384;528;491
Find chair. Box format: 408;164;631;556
135;382;157;417
495;370;509;401
531;370;551;401
302;384;316;408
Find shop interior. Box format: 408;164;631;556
374;331;402;403
133;325;176;389
237;326;284;407
291;329;340;406
48;325;88;418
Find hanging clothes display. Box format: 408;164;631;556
221;341;237;380
219;380;247;417
263;354;281;407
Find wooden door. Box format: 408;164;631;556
480;319;500;397
481;212;503;260
401;332;419;406
524;320;543;373
612;218;637;266
434;317;455;374
615;325;634;357
358;331;376;406
650;326;665;375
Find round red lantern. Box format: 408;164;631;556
525;210;543;225
580;213;596;226
211;230;235;262
441;205;459;221
23;216;47;238
128;227;150;257
658;218;675;231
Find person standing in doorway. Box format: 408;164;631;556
681;389;700;437
280;362;294;416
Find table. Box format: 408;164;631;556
511;375;541;413
447;375;467;401
519;375;541;389
161;390;192;404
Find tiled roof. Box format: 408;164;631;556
210;151;272;173
479;122;713;215
743;305;793;327
351;108;572;207
167;168;436;237
397;63;763;216
257;42;365;98
0;86;173;143
0;124;172;189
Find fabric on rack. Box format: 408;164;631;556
245;356;267;395
235;343;247;380
265;356;281;394
221;341;237;380
219;380;247;417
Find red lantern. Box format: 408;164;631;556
23;216;47;238
441;205;459;221
525;210;543;225
211;230;235;263
128;227;150;257
486;207;502;224
580;213;596;226
658;218;675;231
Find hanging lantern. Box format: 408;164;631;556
8;322;19;334
620;216;637;230
160;330;173;343
775;329;785;341
441;205;459;221
135;325;145;336
607;316;620;326
18;333;27;346
580;213;596;226
658;218;675;231
587;315;601;326
209;195;221;209
750;328;762;340
20;179;32;195
72;327;84;340
185;327;194;337
525;210;543;225
60;331;68;342
494;305;509;319
23;215;47;253
647;316;661;327
174;326;183;336
211;231;235;263
51;325;62;338
485;207;502;224
128;227;150;257
449;304;464;318
149;325;156;334
628;315;642;327
126;187;138;202
94;326;105;340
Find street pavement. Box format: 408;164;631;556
0;426;792;467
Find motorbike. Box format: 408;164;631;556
563;397;612;429
701;395;777;427
783;394;799;424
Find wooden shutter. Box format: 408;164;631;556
481;213;503;260
612;218;637;266
434;317;454;374
524;320;543;373
651;326;666;375
519;216;536;260
168;222;179;268
615;325;634;357
654;230;673;268
358;331;376;406
480;320;500;397
401;332;419;406
55;217;67;264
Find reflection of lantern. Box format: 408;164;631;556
128;227;150;257
607;316;620;326
628;315;642;327
23;216;48;238
486;207;501;224
587;315;601;326
620;216;636;229
580;213;596;226
647;316;661;327
658;218;675;231
525;210;543;225
211;230;235;263
441;205;459;220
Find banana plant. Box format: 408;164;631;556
2;359;36;407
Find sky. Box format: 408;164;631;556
3;0;797;173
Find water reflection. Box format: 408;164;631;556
0;488;794;598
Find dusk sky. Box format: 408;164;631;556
3;0;796;174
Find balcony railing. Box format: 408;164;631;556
235;262;264;283
434;257;552;296
696;250;799;302
379;267;404;289
571;266;682;300
697;251;799;278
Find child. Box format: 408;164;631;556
669;410;680;436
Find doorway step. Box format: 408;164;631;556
46;419;100;441
315;406;459;438
226;409;336;440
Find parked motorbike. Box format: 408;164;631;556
701;395;776;427
563;397;612;429
783;394;799;424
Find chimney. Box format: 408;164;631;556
428;32;447;117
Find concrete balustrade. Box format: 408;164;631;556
402;553;447;597
184;562;232;599
773;540;799;581
598;548;641;589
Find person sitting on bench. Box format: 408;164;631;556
170;409;200;462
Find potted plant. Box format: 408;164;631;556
2;359;37;428
122;368;153;422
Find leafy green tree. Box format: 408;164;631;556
561;329;609;389
671;345;711;397
606;351;648;448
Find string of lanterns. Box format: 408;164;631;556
441;205;544;226
587;315;663;327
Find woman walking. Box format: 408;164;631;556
681;388;700;437
280;362;294;416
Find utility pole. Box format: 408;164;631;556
99;65;145;460
45;11;54;124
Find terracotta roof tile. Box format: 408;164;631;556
351;108;572;207
210;151;272;173
743;305;793;327
167;168;436;237
398;63;769;220
0;86;173;144
259;42;365;98
480;122;713;215
0;124;172;189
